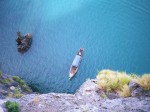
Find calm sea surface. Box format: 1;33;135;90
0;0;150;93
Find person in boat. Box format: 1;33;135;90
77;48;83;56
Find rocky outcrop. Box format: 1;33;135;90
16;32;32;53
0;73;32;99
129;81;150;98
18;79;101;112
7;79;149;112
0;79;149;112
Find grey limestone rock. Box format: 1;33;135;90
17;80;150;112
0;79;150;112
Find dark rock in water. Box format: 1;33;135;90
16;31;32;53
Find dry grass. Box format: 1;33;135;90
97;70;131;93
137;74;150;90
32;96;39;104
7;93;13;98
118;84;131;97
14;93;23;98
97;70;150;97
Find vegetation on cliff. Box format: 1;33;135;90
137;74;150;90
0;70;149;112
5;101;20;112
97;70;150;97
0;71;32;99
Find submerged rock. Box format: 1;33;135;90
16;32;32;53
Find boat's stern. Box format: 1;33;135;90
69;73;74;80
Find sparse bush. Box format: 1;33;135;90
14;88;20;94
0;71;2;77
13;88;23;98
12;76;25;86
8;78;12;82
5;101;20;112
12;76;32;93
0;79;9;84
22;84;32;93
0;78;12;84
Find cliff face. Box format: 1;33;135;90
9;79;150;112
0;71;150;112
18;79;100;112
0;73;32;99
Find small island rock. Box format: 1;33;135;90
16;32;32;53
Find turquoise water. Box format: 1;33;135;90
0;0;150;93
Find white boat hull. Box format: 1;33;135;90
69;48;84;79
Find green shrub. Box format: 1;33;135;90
0;79;9;84
0;71;2;77
5;101;20;112
12;76;25;86
14;89;20;94
0;78;12;84
13;88;23;98
22;84;32;93
8;78;13;82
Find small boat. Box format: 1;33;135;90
69;48;84;79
